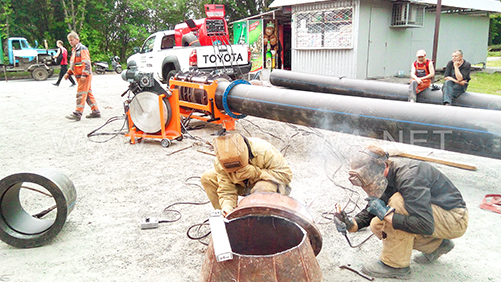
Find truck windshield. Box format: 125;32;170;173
141;36;156;53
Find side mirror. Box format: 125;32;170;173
133;47;140;54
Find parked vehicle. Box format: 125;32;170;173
0;34;58;81
127;4;251;84
93;56;123;75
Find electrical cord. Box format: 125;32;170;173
148;176;212;245
87;115;127;143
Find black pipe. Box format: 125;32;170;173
269;69;501;111
215;81;501;160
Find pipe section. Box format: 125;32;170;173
269;69;501;111
0;170;77;248
215;81;501;160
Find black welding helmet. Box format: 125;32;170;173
348;147;389;198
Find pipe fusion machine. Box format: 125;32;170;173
121;62;243;147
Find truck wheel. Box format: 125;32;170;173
115;66;123;74
182;33;201;47
167;70;177;86
32;67;49;81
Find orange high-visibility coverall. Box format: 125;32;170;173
67;43;99;114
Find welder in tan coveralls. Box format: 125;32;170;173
201;133;292;217
64;31;101;121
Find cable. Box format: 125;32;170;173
87;115;127;143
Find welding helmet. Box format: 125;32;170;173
348;147;389;198
214;133;249;173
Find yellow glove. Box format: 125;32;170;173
234;164;260;180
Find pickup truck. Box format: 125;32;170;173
127;4;251;84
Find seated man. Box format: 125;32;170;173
201;133;292;216
335;143;468;279
408;49;435;102
442;50;471;106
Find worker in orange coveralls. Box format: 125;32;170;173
64;31;101;121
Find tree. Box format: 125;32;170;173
60;0;87;33
490;14;501;46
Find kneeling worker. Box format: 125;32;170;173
201;133;292;217
335;143;468;279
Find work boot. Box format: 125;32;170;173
65;112;82;121
361;260;411;280
52;83;59;86
414;239;455;264
85;111;101;119
70;83;76;87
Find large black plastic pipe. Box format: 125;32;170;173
269;69;501;111
215;81;501;160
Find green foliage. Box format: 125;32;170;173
1;0;272;63
488;51;501;57
468;72;501;96
490;15;501;46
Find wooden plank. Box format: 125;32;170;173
388;151;477;171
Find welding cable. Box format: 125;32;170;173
87;115;127;143
320;211;374;248
187;219;210;245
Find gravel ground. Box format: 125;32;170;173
0;73;500;282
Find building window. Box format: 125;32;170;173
391;2;425;28
295;7;353;49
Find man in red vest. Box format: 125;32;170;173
408;50;435;103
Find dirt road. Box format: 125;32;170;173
0;74;500;281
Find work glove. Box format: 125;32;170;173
334;209;355;231
334;217;347;233
366;197;395;221
234;164;260;180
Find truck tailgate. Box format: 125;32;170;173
196;45;248;68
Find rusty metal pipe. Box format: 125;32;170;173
215;81;501;160
269;69;501;111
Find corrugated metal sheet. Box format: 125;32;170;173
292;49;357;77
292;0;359;78
413;0;501;13
270;0;330;8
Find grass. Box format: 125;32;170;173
468;72;501;95
488;51;501;57
486;59;501;68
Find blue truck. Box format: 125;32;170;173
1;35;58;81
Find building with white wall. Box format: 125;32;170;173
269;0;501;79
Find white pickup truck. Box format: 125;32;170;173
127;29;251;84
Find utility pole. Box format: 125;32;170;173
432;0;442;70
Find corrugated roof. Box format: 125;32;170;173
270;0;501;13
270;0;329;8
414;0;501;13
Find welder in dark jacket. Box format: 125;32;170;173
335;143;468;280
